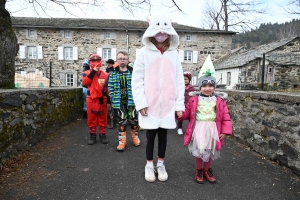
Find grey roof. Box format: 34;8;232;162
214;36;299;69
11;17;236;34
230;46;247;54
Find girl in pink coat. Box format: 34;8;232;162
177;55;232;184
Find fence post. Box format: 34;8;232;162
261;53;265;90
50;61;52;87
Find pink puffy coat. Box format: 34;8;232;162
178;92;232;150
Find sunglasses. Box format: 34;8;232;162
201;79;215;85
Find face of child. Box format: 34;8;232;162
107;63;113;68
184;76;189;85
200;84;215;96
89;60;102;70
116;53;129;68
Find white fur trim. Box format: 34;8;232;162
188;91;228;99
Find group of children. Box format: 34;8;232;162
82;15;232;185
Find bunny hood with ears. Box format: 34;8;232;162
142;16;179;50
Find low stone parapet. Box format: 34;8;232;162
0;88;83;165
221;89;300;175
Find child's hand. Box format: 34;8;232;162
219;134;226;140
93;64;100;71
176;111;183;118
140;108;148;116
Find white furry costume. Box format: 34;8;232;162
132;16;185;129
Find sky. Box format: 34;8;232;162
6;0;295;32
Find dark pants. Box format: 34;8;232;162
177;120;183;129
146;128;168;160
107;104;118;126
116;104;138;131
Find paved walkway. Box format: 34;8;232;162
1;119;299;200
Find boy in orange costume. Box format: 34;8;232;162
83;54;110;145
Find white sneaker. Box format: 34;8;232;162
156;165;168;181
145;165;156;182
177;128;183;135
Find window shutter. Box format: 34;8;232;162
179;50;184;62
60;73;66;86
58;47;64;60
73;73;78;87
73;47;78;60
97;48;102;58
19;45;26;59
111;48;116;60
193;51;198;63
37;46;43;59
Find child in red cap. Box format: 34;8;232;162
177;71;195;135
82;54;110;145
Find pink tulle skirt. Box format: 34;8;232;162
188;121;220;162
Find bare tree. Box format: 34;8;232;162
200;1;223;30
277;22;299;39
200;0;266;31
284;0;300;15
1;0;183;88
7;0;182;17
0;0;18;88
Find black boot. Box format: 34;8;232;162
88;135;96;145
83;111;87;119
100;134;108;144
107;120;114;129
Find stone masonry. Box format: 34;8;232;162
215;37;300;90
223;89;300;175
12;17;234;87
0;88;82;165
1;88;300;175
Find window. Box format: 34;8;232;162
186;34;191;41
60;70;77;87
104;32;111;39
268;67;272;73
179;50;198;63
227;72;231;86
27;46;37;59
102;48;112;60
58;46;78;61
66;74;74;86
64;47;73;60
64;31;71;38
28;30;35;38
19;45;43;59
184;51;193;62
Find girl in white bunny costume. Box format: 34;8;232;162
132;16;185;182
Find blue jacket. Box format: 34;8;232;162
108;65;135;109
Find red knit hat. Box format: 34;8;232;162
89;54;102;61
184;71;192;82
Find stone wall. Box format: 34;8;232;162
223;89;300;175
0;88;83;165
3;89;298;175
238;60;300;90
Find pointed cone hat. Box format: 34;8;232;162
198;55;217;87
198;55;216;78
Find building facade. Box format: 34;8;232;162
12;17;235;87
214;37;300;90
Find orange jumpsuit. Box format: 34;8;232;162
83;69;109;134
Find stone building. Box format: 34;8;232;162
214;36;300;90
11;17;235;87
